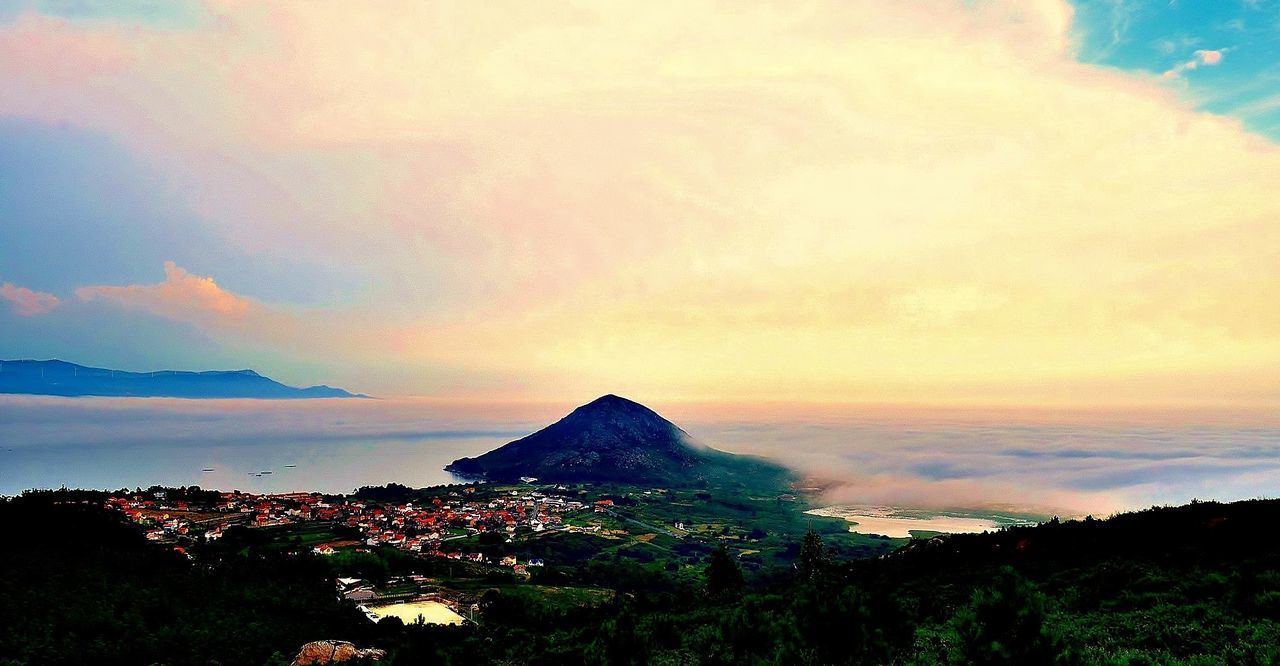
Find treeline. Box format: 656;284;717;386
0;493;369;666
14;484;223;505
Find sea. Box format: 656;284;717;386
3;395;1279;518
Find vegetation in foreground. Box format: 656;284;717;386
2;489;1279;665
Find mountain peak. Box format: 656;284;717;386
446;394;790;487
574;394;663;417
577;393;643;409
446;395;700;484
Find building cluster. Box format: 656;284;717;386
329;488;586;562
106;490;323;540
103;486;588;570
105;494;203;542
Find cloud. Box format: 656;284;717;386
0;2;1278;403
677;404;1280;514
1197;48;1225;65
69;261;358;362
65;262;448;391
1093;0;1141;60
75;261;253;326
891;286;1008;325
0;282;61;316
1233;93;1280;119
1163;48;1227;77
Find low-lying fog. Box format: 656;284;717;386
3;396;1277;516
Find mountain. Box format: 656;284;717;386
445;394;789;486
0;359;366;399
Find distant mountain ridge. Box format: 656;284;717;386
0;359;366;399
446;394;790;487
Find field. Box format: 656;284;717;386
555;482;908;565
251;522;358;549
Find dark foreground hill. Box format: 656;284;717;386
0;359;365;399
5;490;1280;665
445;394;789;487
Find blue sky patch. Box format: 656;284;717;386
1071;0;1280;138
0;0;209;29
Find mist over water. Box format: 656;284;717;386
0;396;551;496
2;396;1277;514
672;404;1280;515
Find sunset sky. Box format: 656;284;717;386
2;0;1278;406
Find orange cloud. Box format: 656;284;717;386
68;263;434;386
76;261;253;326
0;282;61;316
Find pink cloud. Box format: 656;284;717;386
0;282;61;316
1163;48;1227;78
68;262;402;369
1196;49;1224;66
75;261;254;325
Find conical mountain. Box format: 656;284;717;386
446;394;788;486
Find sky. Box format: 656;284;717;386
2;0;1279;406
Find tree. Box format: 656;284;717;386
787;584;898;666
705;544;745;600
587;605;649;665
799;525;831;582
949;568;1070;665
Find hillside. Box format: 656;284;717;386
6;489;1280;665
446;394;790;487
0;359;364;399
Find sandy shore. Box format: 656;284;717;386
365;600;466;625
806;506;1002;538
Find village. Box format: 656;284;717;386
92;476;869;631
104;484;608;555
100;483;622;624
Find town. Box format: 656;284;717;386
118;485;605;540
99;483;645;624
91;475;895;635
104;483;604;565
